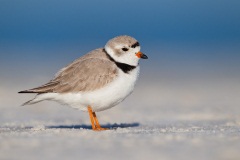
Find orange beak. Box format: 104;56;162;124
136;51;148;59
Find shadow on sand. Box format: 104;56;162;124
46;122;140;130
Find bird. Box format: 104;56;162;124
19;35;148;131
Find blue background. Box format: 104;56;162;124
0;0;240;103
1;0;240;44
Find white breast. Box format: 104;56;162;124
46;66;140;112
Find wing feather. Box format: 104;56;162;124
19;57;118;93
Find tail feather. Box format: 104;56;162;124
18;90;38;93
19;89;45;106
18;81;58;94
20;93;54;106
21;97;43;106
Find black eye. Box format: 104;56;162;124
122;47;129;51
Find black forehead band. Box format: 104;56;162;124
131;42;140;48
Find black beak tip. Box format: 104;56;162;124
141;54;148;59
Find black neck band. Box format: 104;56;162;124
103;49;137;74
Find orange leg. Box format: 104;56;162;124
88;106;96;130
87;106;108;131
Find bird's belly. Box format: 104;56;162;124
54;67;140;112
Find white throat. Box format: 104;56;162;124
105;46;140;66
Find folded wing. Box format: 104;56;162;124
19;58;118;93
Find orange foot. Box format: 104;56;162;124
88;106;108;131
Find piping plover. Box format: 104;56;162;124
19;35;148;131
